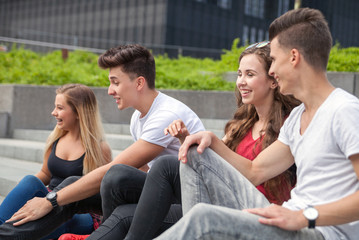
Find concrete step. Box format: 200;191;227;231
13;129;52;143
0;138;45;164
201;118;227;130
11;119;227;149
12;124;133;140
103;123;132;135
13;129;134;152
0;138;123;163
0;157;42;197
103;119;228;132
2;118;228;163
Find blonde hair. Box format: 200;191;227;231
45;84;108;174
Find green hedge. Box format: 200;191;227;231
1;39;358;91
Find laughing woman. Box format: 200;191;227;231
0;84;111;239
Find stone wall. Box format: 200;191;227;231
0;71;358;138
0;85;236;137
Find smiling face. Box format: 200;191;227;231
237;54;276;107
268;38;295;95
51;94;78;131
107;66;139;110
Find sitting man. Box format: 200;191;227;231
156;7;359;240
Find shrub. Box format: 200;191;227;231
1;40;358;91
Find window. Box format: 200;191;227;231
217;0;232;9
250;27;256;43
258;29;264;42
278;0;290;16
245;0;251;15
242;25;249;45
244;0;265;19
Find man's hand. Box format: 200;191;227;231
6;197;53;226
244;204;307;231
164;119;189;144
178;131;213;163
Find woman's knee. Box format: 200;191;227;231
17;175;47;194
19;175;43;187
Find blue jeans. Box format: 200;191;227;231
88;157;182;240
156;147;325;240
0;175;94;239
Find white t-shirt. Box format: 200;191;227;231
130;91;205;169
279;88;359;240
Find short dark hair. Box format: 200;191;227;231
98;44;156;89
269;8;332;71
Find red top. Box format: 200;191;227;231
235;129;268;199
235;129;292;204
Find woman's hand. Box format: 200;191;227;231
164;119;190;144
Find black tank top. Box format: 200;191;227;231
47;139;85;190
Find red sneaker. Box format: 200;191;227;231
58;234;90;240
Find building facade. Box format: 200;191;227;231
0;0;357;58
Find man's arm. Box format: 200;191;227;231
179;131;294;186
8;139;164;226
246;153;359;230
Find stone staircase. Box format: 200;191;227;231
0;119;226;204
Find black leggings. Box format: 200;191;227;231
88;155;182;240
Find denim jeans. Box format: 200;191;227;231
0;176;102;240
88;156;182;240
156;147;325;240
0;175;49;224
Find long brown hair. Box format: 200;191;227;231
224;45;300;204
45;84;110;174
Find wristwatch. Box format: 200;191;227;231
46;191;58;208
303;205;318;228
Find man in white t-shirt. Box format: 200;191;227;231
0;44;204;239
155;8;359;240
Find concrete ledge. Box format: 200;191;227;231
0;85;237;137
0;111;9;138
327;72;356;95
1;72;358;138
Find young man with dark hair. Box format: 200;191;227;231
0;44;205;239
155;8;359;240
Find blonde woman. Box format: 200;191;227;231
0;84;111;238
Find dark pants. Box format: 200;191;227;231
0;155;182;240
88;155;182;240
0;176;102;240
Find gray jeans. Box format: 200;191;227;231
156;147;325;240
